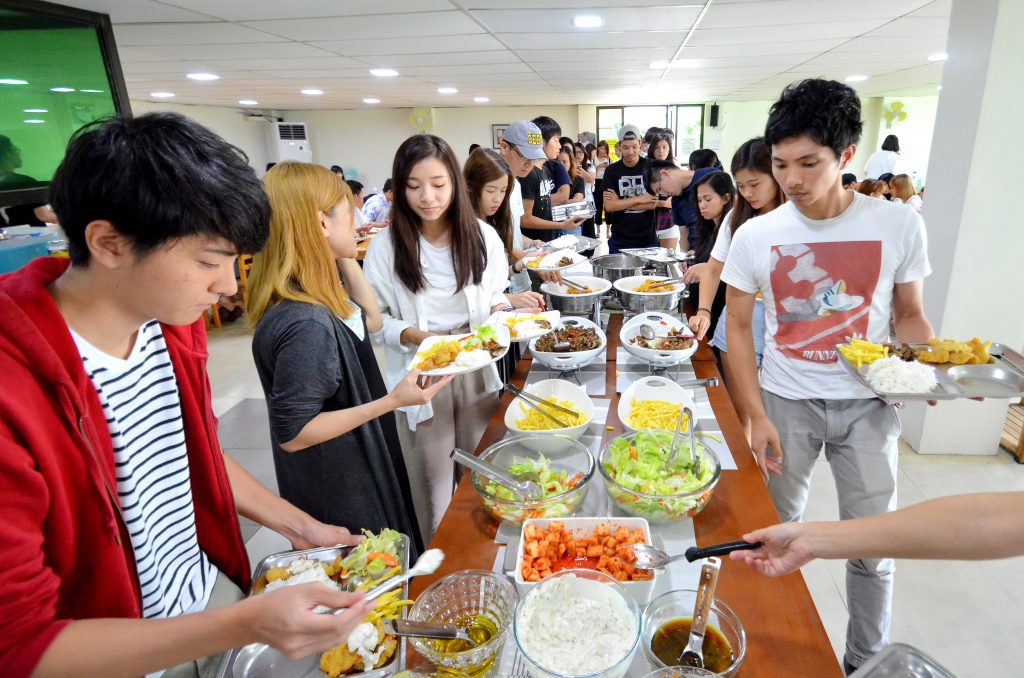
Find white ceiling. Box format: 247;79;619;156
56;0;951;110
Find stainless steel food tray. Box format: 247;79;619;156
551;201;596;222
218;535;410;678
619;247;694;264
836;342;1024;402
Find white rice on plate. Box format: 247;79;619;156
864;356;938;393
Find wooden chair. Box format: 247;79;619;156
206;254;254;330
1001;398;1024;463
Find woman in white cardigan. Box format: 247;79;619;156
364;134;511;539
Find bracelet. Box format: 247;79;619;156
696;307;712;316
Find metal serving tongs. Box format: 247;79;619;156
647;277;686;290
450;448;542;500
506;383;577;428
561;277;589;292
680;556;723;669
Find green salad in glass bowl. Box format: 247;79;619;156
470;434;594;524
599;430;721;523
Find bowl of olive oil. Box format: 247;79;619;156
408;570;518;677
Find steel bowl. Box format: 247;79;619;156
591;253;646;285
613;275;684;314
540;275;610;315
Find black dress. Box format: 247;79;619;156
252;300;424;557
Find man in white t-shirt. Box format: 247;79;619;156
720;79;933;675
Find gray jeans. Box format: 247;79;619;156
761;390;900;668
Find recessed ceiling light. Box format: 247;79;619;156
937;85;943;90
370;68;399;77
50;87;75;92
473;96;490;103
573;15;603;28
238;99;258;105
363;97;380;104
187;72;219;81
24;119;45;124
23;108;47;113
0;78;28;85
649;60;671;69
150;91;175;98
301;88;324;95
928;52;948;62
844;75;869;82
438;86;458;94
80;89;104;93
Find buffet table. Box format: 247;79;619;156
408;313;842;676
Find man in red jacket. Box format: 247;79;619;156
0;113;375;678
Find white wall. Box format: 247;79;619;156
130;99;271;175
703;100;773;169
280;107;414;192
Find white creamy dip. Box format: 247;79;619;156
412;548;445;575
517;574;637;675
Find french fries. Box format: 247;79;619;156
837;338;889;367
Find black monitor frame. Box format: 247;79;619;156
0;0;131;207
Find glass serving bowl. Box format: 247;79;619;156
469;434;595;524
642;589;746;677
641;668;718;678
513;569;641;678
408;570;518;678
598;431;721;523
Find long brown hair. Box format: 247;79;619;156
247;162;355;328
390;134;486;294
730;137;786;233
559;144;579;182
464;147;515;259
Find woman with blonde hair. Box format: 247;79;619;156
889;174;922;211
248;162;450;556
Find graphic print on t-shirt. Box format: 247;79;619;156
619;175;647;213
770;241;881;362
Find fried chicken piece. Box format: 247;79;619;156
320;643;360;678
375;635;398;668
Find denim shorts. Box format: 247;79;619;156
711;299;765;366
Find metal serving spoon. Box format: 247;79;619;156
680;556;722;669
382;619;478;647
632;541;762;569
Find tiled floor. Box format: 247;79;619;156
207;321;1024;678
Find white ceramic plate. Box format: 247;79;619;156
411;326;510;376
525;248;587;272
618;376;698;434
612;274;683;296
485;310;561;343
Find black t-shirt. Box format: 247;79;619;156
520;165;554;242
601;158;657;247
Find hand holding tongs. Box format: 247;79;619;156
506;383;577;428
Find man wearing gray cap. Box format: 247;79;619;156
499;120;552;292
601;124;659;253
506;120;585;243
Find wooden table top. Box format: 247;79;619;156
407;314;841;676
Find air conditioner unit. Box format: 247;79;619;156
266;122;312;163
